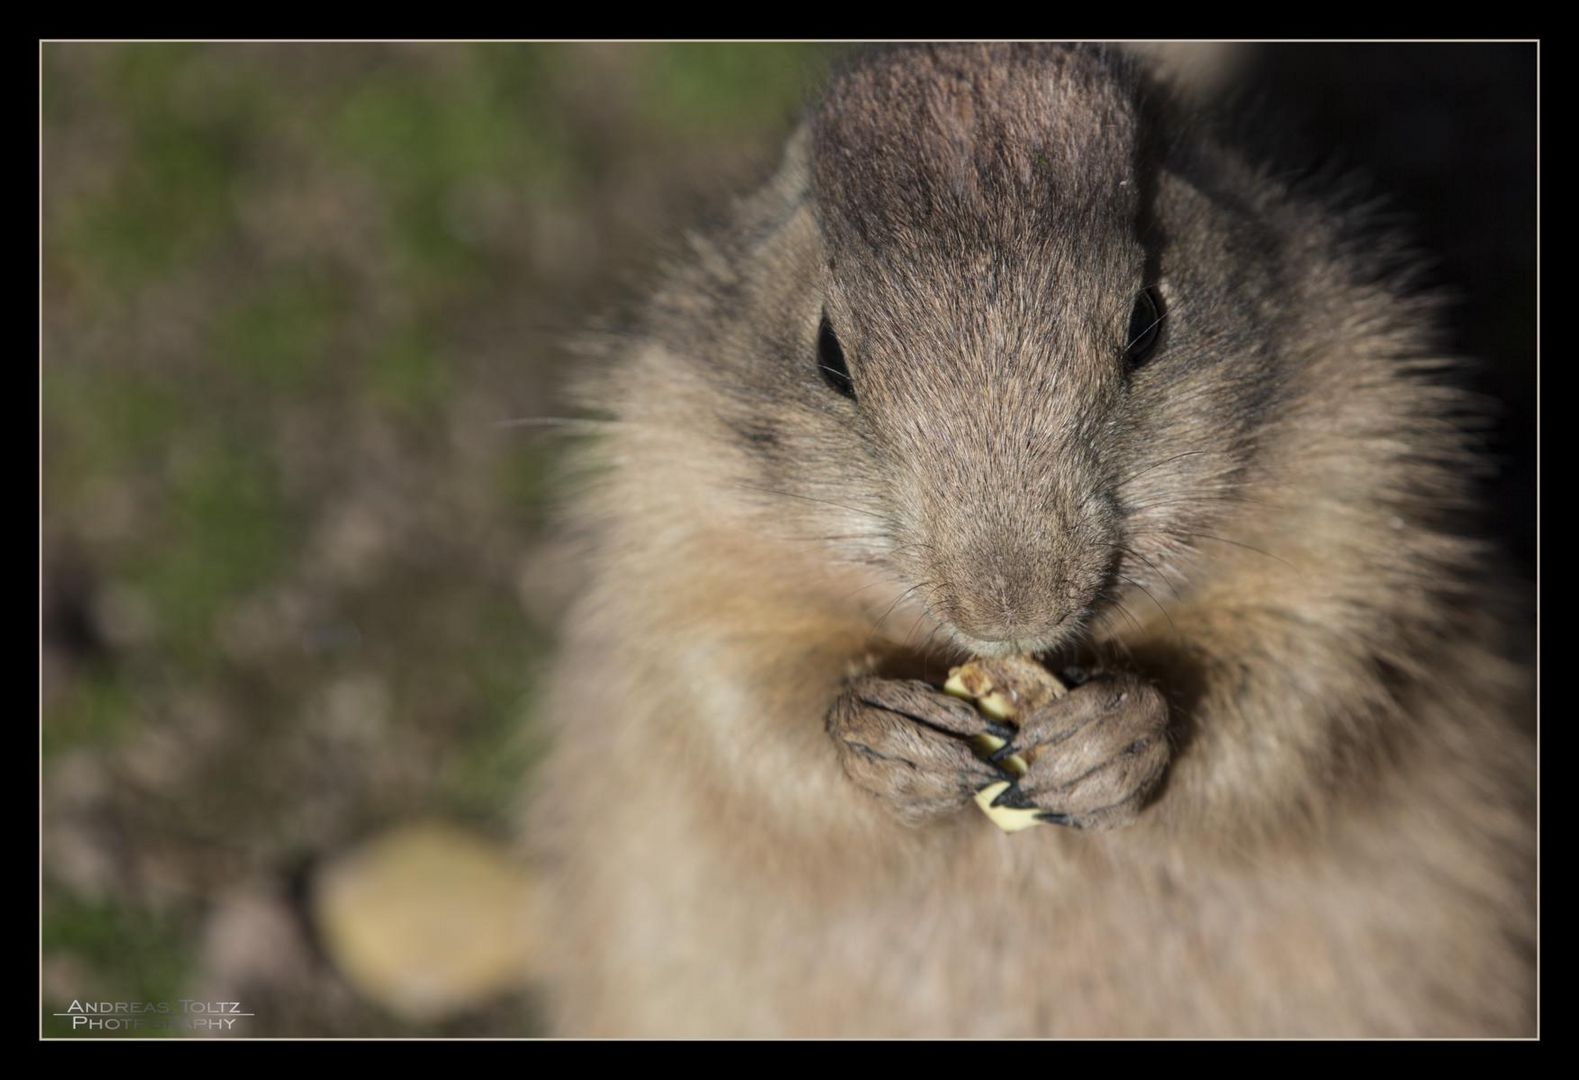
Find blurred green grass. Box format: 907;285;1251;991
42;41;837;1037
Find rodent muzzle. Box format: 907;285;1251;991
887;420;1117;655
927;537;1092;653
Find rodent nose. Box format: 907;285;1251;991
950;612;1055;645
944;580;1066;645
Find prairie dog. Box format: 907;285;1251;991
521;44;1535;1037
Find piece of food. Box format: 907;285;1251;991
973;781;1053;833
944;655;1067;831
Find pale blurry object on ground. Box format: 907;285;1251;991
311;821;538;1022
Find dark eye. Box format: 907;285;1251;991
1124;287;1164;368
818;313;855;400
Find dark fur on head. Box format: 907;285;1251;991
808;45;1151;652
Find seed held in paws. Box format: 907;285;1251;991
944;655;1067;831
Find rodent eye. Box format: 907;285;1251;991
818;313;856;400
1124;287;1164;368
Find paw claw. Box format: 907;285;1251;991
1035;810;1077;828
988;782;1036;810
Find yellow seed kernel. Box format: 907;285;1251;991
968;732;1008;756
978;691;1016;721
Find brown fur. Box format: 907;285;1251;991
520;44;1535;1036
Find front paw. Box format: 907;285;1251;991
827;676;1012;827
1000;670;1172;832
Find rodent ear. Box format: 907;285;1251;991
767;124;814;200
780;123;813;167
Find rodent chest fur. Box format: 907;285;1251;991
522;43;1535;1037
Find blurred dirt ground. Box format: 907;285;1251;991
40;43;1535;1038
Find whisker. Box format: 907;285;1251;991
838;578;901;608
902;605;933;651
493;416;623;431
1181;532;1296;571
1121;488;1288;514
1098;588;1144;636
1117;544;1185;599
1109;449;1213;493
1116;572;1181;642
916;621;951;666
871;582;926;638
1123;307;1170;353
734;483;890;524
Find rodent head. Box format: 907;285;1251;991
641;44;1317;659
811;45;1159;653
